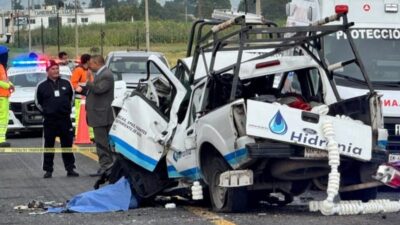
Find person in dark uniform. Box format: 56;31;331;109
35;60;79;178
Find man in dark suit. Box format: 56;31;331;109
76;55;114;176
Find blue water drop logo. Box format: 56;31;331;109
269;110;288;135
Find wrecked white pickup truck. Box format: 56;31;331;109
108;12;394;213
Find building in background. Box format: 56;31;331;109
0;5;105;43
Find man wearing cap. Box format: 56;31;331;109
35;60;79;178
0;45;14;147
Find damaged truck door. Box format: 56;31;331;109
109;55;186;172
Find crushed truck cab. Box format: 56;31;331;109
109;11;391;212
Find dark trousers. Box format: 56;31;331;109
93;124;114;171
43;117;75;172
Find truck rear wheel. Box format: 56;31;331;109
339;188;377;202
203;155;248;212
339;162;378;202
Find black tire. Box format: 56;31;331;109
339;187;377;202
290;180;311;196
339;162;378;202
203;155;248;212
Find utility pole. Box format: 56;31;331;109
256;0;261;39
198;0;202;18
57;3;60;53
75;0;78;57
41;18;44;53
17;11;19;48
256;0;261;16
185;0;187;23
100;28;105;57
145;0;150;51
28;0;32;51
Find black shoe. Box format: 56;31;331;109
43;171;52;179
67;170;79;177
0;142;11;147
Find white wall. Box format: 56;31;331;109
2;8;105;31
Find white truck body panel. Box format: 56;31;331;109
110;96;167;172
246;100;372;161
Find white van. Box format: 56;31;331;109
286;0;400;161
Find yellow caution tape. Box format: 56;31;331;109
0;147;96;153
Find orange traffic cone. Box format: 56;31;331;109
74;98;91;144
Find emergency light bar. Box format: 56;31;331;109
12;52;49;67
12;60;47;66
385;3;398;13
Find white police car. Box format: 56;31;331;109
7;57;74;133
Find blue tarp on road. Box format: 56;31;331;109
48;177;138;213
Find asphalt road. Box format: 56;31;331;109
1;133;399;225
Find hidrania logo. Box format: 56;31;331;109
269;110;288;135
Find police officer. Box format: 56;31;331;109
35;60;79;178
0;45;14;147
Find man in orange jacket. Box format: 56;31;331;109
0;45;14;147
70;54;93;138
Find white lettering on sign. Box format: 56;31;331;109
395;124;400;136
336;29;400;40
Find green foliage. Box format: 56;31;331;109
163;0;187;21
106;3;139;22
138;0;164;19
103;0;119;9
239;0;287;20
44;0;64;8
196;0;231;18
12;0;24;10
17;20;192;48
90;0;102;8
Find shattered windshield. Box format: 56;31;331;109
324;28;400;84
109;56;165;75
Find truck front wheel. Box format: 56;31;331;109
203;155;248;212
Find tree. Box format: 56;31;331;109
195;0;231;18
90;0;101;8
125;0;139;6
12;0;24;10
106;3;139;21
137;0;164;19
163;0;186;21
102;0;119;9
239;0;286;20
44;0;65;8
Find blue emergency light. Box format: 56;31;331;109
12;52;47;67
